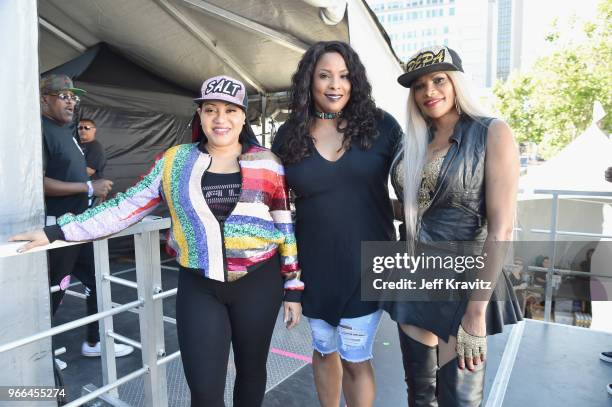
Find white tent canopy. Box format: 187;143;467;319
38;0;407;126
39;0;350;94
40;2;404;102
519;123;612;196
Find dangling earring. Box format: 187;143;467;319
455;99;462;115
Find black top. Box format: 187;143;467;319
391;115;494;244
272;111;402;326
201;171;242;222
42;116;89;217
81;139;107;180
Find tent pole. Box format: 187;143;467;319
181;0;308;53
261;94;268;147
155;0;266;93
38;17;87;52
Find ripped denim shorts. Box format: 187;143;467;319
307;309;383;363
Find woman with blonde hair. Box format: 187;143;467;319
382;46;522;406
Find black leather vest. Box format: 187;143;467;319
392;115;494;243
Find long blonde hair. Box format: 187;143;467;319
402;71;490;248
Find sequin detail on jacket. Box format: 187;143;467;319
56;143;303;293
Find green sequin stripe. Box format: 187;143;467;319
283;234;297;245
167;145;200;268
223;223;284;241
58;157;165;226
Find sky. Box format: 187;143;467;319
519;0;599;71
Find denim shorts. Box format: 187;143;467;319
307;309;383;363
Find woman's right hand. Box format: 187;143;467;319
283;301;302;330
9;230;50;253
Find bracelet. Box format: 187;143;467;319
86;181;94;198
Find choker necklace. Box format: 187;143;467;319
314;110;342;119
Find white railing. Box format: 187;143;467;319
0;216;176;407
519;189;612;321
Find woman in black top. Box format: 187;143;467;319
272;41;401;407
382;46;522;406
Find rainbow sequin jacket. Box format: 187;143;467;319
47;143;304;297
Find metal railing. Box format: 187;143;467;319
519;189;612;322
0;216;176;407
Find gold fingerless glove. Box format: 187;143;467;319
456;324;487;358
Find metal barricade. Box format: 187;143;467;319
0;217;178;407
519;189;612;321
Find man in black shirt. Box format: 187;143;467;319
40;74;132;367
78;118;107;208
78;118;107;181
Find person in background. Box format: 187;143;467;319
14;75;303;407
508;258;527;286
78;118;107;182
79;118;106;210
533;255;551;287
75;117;130;358
37;74;130;371
580;249;594;273
507;258;530;318
572;247;594;314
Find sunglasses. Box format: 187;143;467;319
48;92;80;103
78;125;95;130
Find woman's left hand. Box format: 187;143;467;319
283;301;302;329
457;312;487;371
9;229;50;253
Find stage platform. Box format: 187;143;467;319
53;252;612;406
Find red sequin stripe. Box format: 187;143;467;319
241;167;278;195
280;262;300;273
120;197;163;221
227;248;277;268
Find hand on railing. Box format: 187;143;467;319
8;229;50;253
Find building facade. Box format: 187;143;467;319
367;0;499;88
367;0;599;88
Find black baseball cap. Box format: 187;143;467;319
398;45;463;88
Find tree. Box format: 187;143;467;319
493;0;611;159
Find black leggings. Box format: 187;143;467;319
176;256;284;407
48;242;100;343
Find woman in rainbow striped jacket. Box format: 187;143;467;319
12;75;304;407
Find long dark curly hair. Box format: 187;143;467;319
275;41;381;163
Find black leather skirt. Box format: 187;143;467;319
380;271;523;342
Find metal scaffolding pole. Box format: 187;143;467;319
135;230;169;407
261;94;268;147
93;239;120;398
